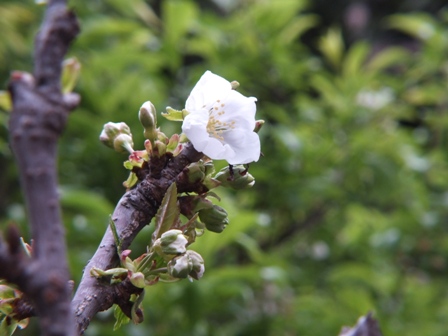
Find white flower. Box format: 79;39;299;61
181;71;260;164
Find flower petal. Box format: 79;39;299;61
186;71;232;112
211;90;257;131
182;111;210;152
222;129;260;164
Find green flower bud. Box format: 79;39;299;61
157;131;169;144
185;162;206;184
152;140;166;157
187;250;205;280
99;122;134;153
113;134;134;154
215;165;255;189
157;229;188;255
167;254;193;279
130;272;146;288
139;101;158;142
198;205;229;233
203;161;215;176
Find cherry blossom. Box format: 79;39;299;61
182;71;260;164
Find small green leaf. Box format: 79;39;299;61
90;267;128;278
61;57;81;94
151;183;180;243
113;304;130;331
0;91;12;112
131;290;145;324
319;28;344;70
109;217;122;255
0;316;17;336
342;42;370;77
123;172;138;189
161;107;188;121
366;47;409;72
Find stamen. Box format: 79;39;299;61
206;101;236;142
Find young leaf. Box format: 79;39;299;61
161;106;187;121
109;216;122;255
0;91;11;112
131;291;145;324
152;183;180;243
113;305;130;331
61;57;81;94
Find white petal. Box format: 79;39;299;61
222;129;261;164
213;90;257;131
186;71;232;112
201;137;234;160
181;111;210;152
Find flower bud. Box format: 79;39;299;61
99;122;134;153
152;140;166;157
139;101;158;142
230;80;240;90
113;134;134;154
166;134;180;152
157;229;188;255
254;119;265;133
130;272;146;288
167;254;193;278
120;249;135;271
203;161;215;176
187;250;205;280
199;205;229;233
185;162;206;184
215;165;255;189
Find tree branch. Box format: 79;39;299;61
72;143;202;334
2;0;80;335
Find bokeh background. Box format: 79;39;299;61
2;0;448;335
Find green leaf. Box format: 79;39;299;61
319;28;344;70
0;91;12;112
131;290;145;324
61;57;81;94
161;106;187;121
163;0;198;47
277;14;319;45
386;13;437;41
109;216;122;255
365;47;408;72
0;317;17;336
113;304;130;331
151;183;180;243
342;42;370;78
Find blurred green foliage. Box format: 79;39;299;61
2;0;448;335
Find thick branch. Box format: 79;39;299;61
3;0;80;335
72;143;202;334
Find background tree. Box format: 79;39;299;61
1;0;448;335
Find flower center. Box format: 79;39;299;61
206;100;236;142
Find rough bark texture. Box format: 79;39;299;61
1;0;80;335
72;143;203;334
